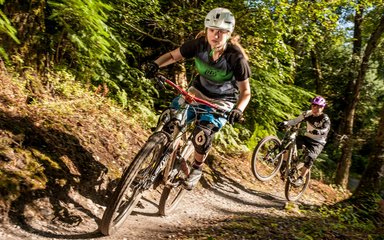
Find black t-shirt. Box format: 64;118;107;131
180;36;251;102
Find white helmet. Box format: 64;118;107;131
204;8;235;33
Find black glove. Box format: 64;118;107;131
277;121;287;131
154;78;165;91
144;61;159;79
228;108;243;125
311;129;320;135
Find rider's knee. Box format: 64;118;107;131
192;123;215;155
304;155;315;168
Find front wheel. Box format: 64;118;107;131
158;140;194;216
100;132;169;235
251;136;283;182
284;163;310;201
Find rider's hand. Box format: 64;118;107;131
154;79;165;91
144;61;159;79
228;108;243;125
277;121;287;130
311;129;320;135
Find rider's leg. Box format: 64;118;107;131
294;139;323;186
184;123;214;190
194;152;207;167
293;156;313;186
301;140;323;178
183;111;226;190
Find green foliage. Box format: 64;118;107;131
319;193;383;232
48;0;116;61
311;151;337;183
0;4;18;43
130;103;159;130
45;0;157;110
0;1;19;61
214;124;250;154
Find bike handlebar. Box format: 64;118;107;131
155;75;229;114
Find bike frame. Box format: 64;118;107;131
279;124;301;180
146;75;229;188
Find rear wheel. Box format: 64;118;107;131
100;132;169;235
251;136;283;181
284;163;310;201
158;140;194;216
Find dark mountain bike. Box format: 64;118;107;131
251;124;310;201
100;74;228;235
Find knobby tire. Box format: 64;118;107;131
251;136;283;182
158;140;194;216
100;132;169;235
284;164;311;201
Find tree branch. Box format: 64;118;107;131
126;22;179;47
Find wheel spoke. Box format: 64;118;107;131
252;136;283;181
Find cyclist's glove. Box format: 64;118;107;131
154;78;165;91
144;61;159;79
311;129;321;135
277;121;287;130
228;108;243;125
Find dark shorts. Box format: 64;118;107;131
296;135;324;160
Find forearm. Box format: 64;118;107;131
236;90;251;112
154;48;183;68
236;79;251;112
286;115;304;126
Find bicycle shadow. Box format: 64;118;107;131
200;155;287;210
0;109;108;239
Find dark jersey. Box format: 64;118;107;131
180;36;251;103
286;110;331;144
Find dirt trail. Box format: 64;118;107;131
0;162;337;240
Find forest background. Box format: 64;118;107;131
0;0;383;237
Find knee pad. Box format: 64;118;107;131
304;155;315;168
192;124;214;155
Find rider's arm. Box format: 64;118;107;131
316;115;331;135
235;79;251;112
154;48;184;68
286;111;308;126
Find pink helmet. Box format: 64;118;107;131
311;96;326;107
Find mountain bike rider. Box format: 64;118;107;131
145;8;252;190
278;96;331;187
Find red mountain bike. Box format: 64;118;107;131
100;74;228;235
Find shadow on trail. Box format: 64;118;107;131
200;155;286;211
0;109;109;239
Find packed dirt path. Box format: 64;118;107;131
0;158;341;240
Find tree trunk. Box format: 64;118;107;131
310;48;323;94
335;8;384;188
335;5;363;188
335;103;355;187
354;104;384;196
